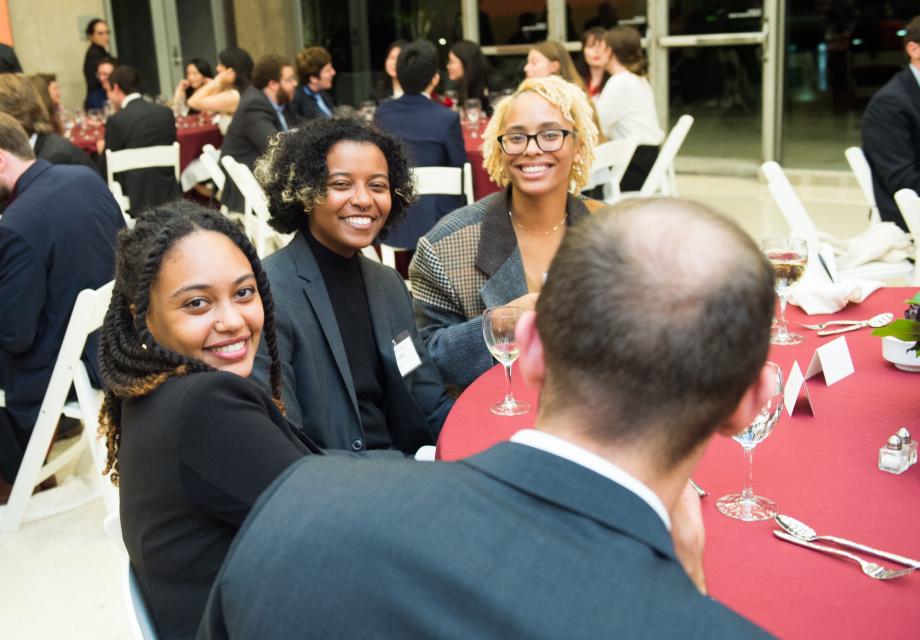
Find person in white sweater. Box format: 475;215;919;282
596;26;665;191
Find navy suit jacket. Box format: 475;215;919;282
250;231;452;455
291;86;335;121
373;94;467;249
862;67;920;231
0;160;124;427
199;443;773;639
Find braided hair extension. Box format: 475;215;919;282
97;200;285;485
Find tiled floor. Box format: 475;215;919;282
0;171;874;639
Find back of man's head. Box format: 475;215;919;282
110;65;141;95
0;112;35;160
396;40;439;95
253;54;288;90
535;198;775;468
295;46;331;85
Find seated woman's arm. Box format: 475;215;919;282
171;80;188;111
188;78;239;114
409;236;495;390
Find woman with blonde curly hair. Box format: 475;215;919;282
409;75;602;392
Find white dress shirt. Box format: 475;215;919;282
596;71;665;146
511;429;671;530
120;92;142;109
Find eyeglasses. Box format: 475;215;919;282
497;129;573;155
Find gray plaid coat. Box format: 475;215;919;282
409;189;592;391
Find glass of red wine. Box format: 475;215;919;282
761;238;809;345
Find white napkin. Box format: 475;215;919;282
789;278;884;315
818;223;913;269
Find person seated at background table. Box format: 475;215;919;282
27;73;63;135
0;42;21;73
577;27;611;99
251;118;452;455
98;65;181;212
596;26;664;191
0;73;96;172
95;201;322;639
524;40;587;92
82;17;111;110
187;47;254;134
373;39;467;252
409;75;601;392
0;113;123;501
199;198;776;640
171;57;213;116
369;39;407;103
85;56;116;112
447;39;493;116
219;54;297;214
292;46;336;121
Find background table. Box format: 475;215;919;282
437;287;920;639
462;122;501;201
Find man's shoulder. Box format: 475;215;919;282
866;69;915;112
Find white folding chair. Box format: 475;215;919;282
588;136;638;203
199;143;226;193
220;156;291;258
0;281;115;532
412;163;474;205
845;147;882;225
105;142;180;214
894;189;920;285
761;161;913;284
104;513;159;640
629;114;694;198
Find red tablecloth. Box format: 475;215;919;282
463;123;501;201
437;287;920;639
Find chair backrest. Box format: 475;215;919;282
221;156;290;257
639;114;694;197
199;143;225;191
590;137;638;203
0;281;114;532
894;189;920;285
844;146;881;224
105;142;181;186
413;164;474;204
103;514;159;640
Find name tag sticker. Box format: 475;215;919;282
393;330;422;377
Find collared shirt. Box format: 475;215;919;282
121;92;141;109
270;99;289;131
511;429;672;530
302;86;332;118
28;133;37;149
910;63;920;90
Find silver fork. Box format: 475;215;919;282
773;531;916;580
795;319;864;331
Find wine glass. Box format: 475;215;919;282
761;238;808;345
716;362;783;521
482;306;531;416
464;98;482;139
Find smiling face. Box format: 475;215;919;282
447;51;464;81
500;91;577;197
145;230;263;377
524;49;559;79
308;141;391;257
318;63;336;90
186;63;206;89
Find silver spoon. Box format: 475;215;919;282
817;312;894;336
775;514;920;568
773;530;915;580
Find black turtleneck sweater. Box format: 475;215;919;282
304;231;392;449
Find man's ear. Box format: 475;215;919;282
515;310;545;391
716;363;775;436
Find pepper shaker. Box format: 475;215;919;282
879;435;909;474
896;427;918;466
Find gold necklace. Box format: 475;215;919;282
508;210;567;235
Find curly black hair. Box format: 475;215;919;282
97;200;284;485
254;117;417;237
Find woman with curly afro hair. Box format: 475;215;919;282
97;200;322;638
252;117;452;455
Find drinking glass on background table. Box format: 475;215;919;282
464;98;482;138
761;238;808;345
359;100;376;123
716;362;783;521
482;306;531;416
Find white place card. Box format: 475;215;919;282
804;336;855;386
783;361;814;417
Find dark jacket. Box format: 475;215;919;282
0;43;22;73
373;94;468;249
291;86;335;121
862;66;920;231
101;97;181;213
34;133;98;172
200;443;773;640
82;43;109;109
0;160;123;428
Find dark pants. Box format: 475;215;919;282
0;408;29;484
620;144;660;192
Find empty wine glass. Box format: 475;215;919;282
464;98;482;139
482;306;531;416
761;238;808;345
716;362;783;521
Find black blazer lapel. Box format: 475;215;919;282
898;67;920;120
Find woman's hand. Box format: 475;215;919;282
506;292;539;312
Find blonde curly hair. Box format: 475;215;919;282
481;75;598;193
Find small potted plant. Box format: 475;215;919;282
873;292;920;371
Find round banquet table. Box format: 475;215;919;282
437;286;920;639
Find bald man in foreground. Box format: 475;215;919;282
199;198;776;639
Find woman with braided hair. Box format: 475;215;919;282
97;200;321;639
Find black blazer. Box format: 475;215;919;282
119;371;320;639
0;43;21;73
373;94;468;249
101;97;181;213
201;443;773;639
291;86;335;121
0;160;123;427
83;43;109;109
218;86;284;213
862;67;920;231
34;133;98;173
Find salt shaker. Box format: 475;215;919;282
896;427;918;466
878;435;909;474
